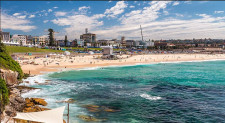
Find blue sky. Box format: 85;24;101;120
1;1;225;40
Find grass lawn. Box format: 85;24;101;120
6;46;63;53
6;46;126;54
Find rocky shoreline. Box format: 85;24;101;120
0;69;50;123
1;69;120;122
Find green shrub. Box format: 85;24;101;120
0;77;9;113
0;42;24;79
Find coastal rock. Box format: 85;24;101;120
0;69;19;86
83;104;100;108
83;104;119;113
16;85;39;94
9;89;26;112
4;105;17;117
23;106;50;112
77;115;106;122
31;98;47;106
23;98;49;113
83;105;101;112
103;108;117;112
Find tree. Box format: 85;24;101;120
74;39;78;47
48;28;54;46
64;35;68;47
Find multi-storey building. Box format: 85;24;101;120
0;30;11;44
10;35;27;46
33;36;49;46
80;28;96;46
26;35;33;45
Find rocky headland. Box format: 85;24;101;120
0;69;49;123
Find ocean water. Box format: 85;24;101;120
22;60;225;123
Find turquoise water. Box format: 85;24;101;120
24;60;225;123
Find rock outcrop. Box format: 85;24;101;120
0;69;26;123
0;69;19;86
83;104;119;113
77;115;107;122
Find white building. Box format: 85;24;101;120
32;36;49;46
101;46;113;55
0;31;11;44
11;35;27;46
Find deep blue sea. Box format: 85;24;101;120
23;60;225;123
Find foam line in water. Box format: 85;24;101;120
140;93;161;100
21;89;41;98
22;74;49;86
159;59;225;64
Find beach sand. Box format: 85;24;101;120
17;54;225;75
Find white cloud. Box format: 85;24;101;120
48;9;53;12
93;15;225;40
28;14;35;18
164;11;169;15
41;10;46;13
1;12;36;32
52;13;104;40
13;13;21;16
92;14;105;19
176;13;184;17
121;1;172;25
79;6;90;11
55;11;67;17
196;14;210;18
43;20;49;23
78;6;90;14
215;11;224;14
105;1;128;18
53;6;58;9
184;1;192;4
17;15;26;19
173;1;179;6
129;5;135;8
51;1;225;40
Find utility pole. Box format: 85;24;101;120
67;103;69;123
140;25;143;41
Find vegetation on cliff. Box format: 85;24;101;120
0;77;9;113
0;41;24;79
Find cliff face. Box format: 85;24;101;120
0;69;25;123
0;69;19;86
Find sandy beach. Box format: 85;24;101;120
16;53;225;75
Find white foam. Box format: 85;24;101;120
77;67;101;71
21;89;41;98
22;74;48;86
159;59;225;64
140;93;161;101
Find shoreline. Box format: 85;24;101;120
19;55;225;122
18;53;225;76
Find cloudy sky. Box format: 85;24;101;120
1;1;225;40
